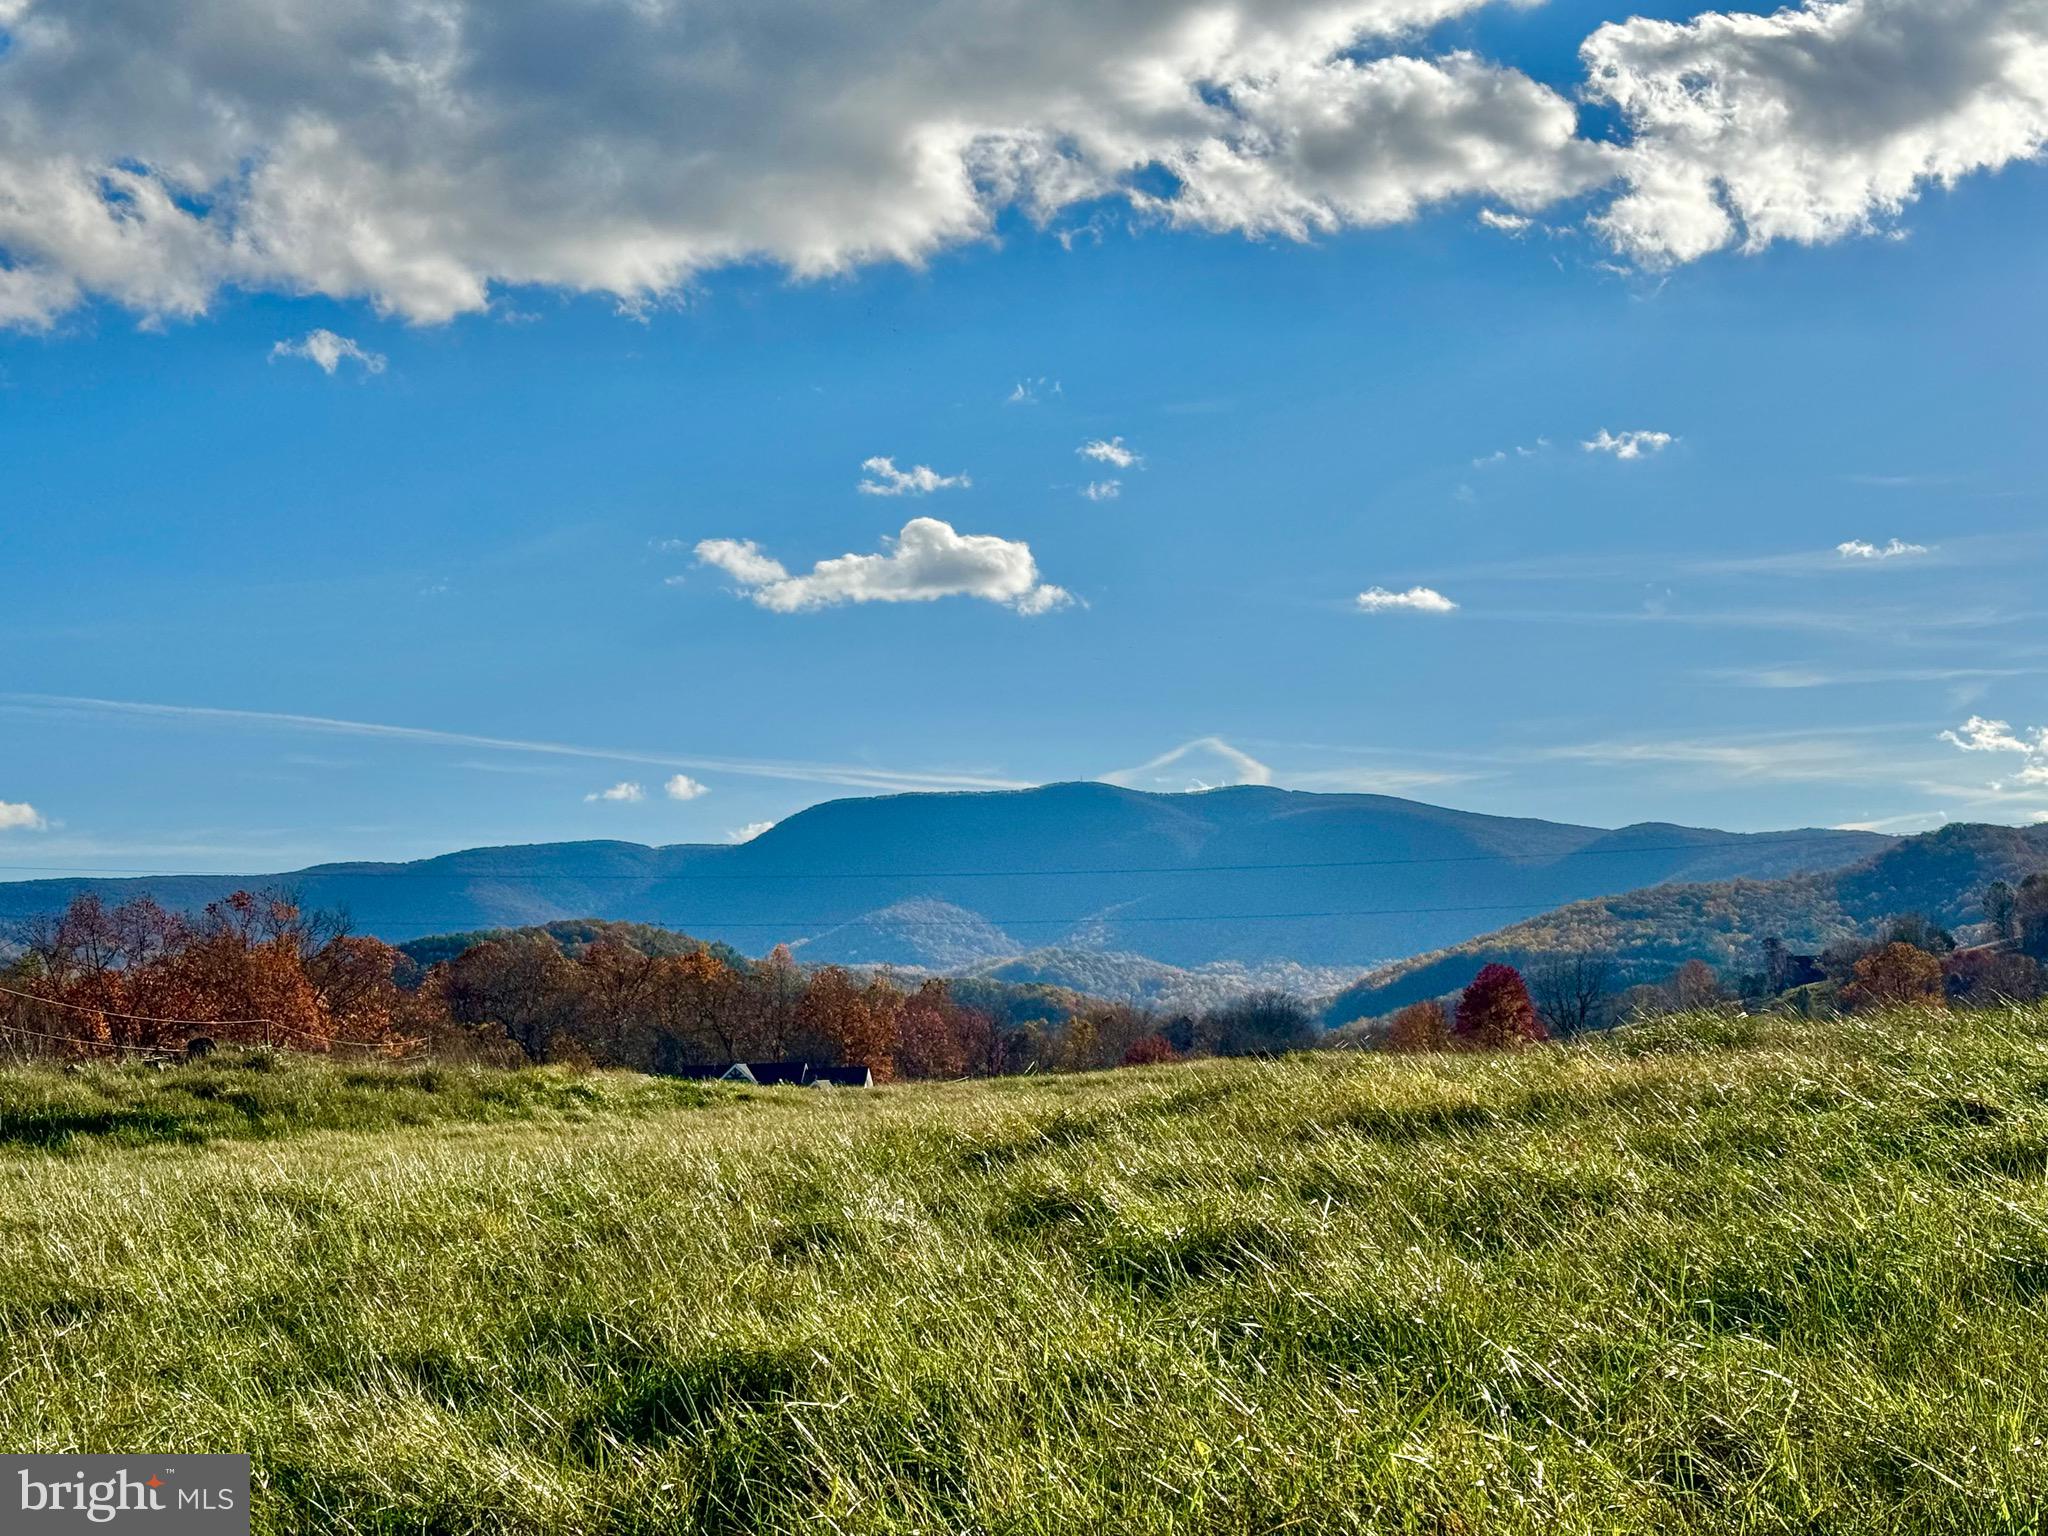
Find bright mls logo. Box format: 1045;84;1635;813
3;1457;249;1534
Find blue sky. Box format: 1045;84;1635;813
2;0;2047;874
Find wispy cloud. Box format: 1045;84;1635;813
857;456;970;496
1356;586;1457;614
1080;479;1121;501
1582;428;1673;459
1472;437;1549;467
269;330;386;376
1102;736;1274;792
0;693;1033;794
1704;663;2044;690
1837;538;1929;561
1006;378;1060;405
585;781;645;803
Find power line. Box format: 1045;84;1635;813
270;900;1608;931
0;981;276;1028
0;832;1871;883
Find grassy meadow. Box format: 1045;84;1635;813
4;1010;2048;1533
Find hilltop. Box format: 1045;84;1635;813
0;783;1885;982
1327;820;2048;1022
3;1005;2045;1531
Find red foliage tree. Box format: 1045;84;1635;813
1453;964;1546;1050
1119;1033;1180;1067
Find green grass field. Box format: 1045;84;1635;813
4;1009;2048;1533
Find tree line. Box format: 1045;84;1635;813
0;891;1326;1077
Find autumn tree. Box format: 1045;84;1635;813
1453;964;1545;1050
1842;942;1946;1011
1944;948;2043;1006
1668;958;1723;1011
894;979;969;1080
442;934;584;1062
794;966;898;1080
1383;998;1451;1053
1120;1033;1179;1067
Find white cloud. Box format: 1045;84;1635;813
1007;378;1060;405
664;774;709;801
1837;538;1930;560
1582;428;1673;459
1941;716;2039;755
1473;436;1549;466
1585;0;2048;266
0;0;1594;328
585;781;646;802
695;516;1070;615
0;800;48;831
1078;437;1141;470
1081;479;1121;501
728;820;776;844
1941;715;2048;789
693;539;791;589
269;329;386;375
1103;737;1275;791
1357;585;1458;613
1477;207;1534;234
0;0;2036;326
857;456;970;497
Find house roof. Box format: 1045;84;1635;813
664;1060;874;1087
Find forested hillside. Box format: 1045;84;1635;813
1327;822;2048;1022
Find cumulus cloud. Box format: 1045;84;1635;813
664;774;708;801
585;781;645;803
0;0;2038;325
857;457;970;496
0;800;48;831
1081;480;1122;501
1942;716;2041;755
1357;585;1458;613
727;820;776;843
269;329;386;375
1837;538;1930;560
1078;437;1141;470
1583;428;1674;459
695;516;1070;615
1585;0;2048;265
1941;715;2048;787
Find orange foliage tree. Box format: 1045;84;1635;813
1842;942;1946;1011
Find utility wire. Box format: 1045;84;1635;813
0;832;1872;883
0;980;276;1028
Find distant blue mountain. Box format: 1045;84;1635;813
0;782;1888;971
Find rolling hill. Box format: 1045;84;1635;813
0;782;1887;981
1324;820;2048;1022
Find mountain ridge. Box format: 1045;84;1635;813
0;782;1889;976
